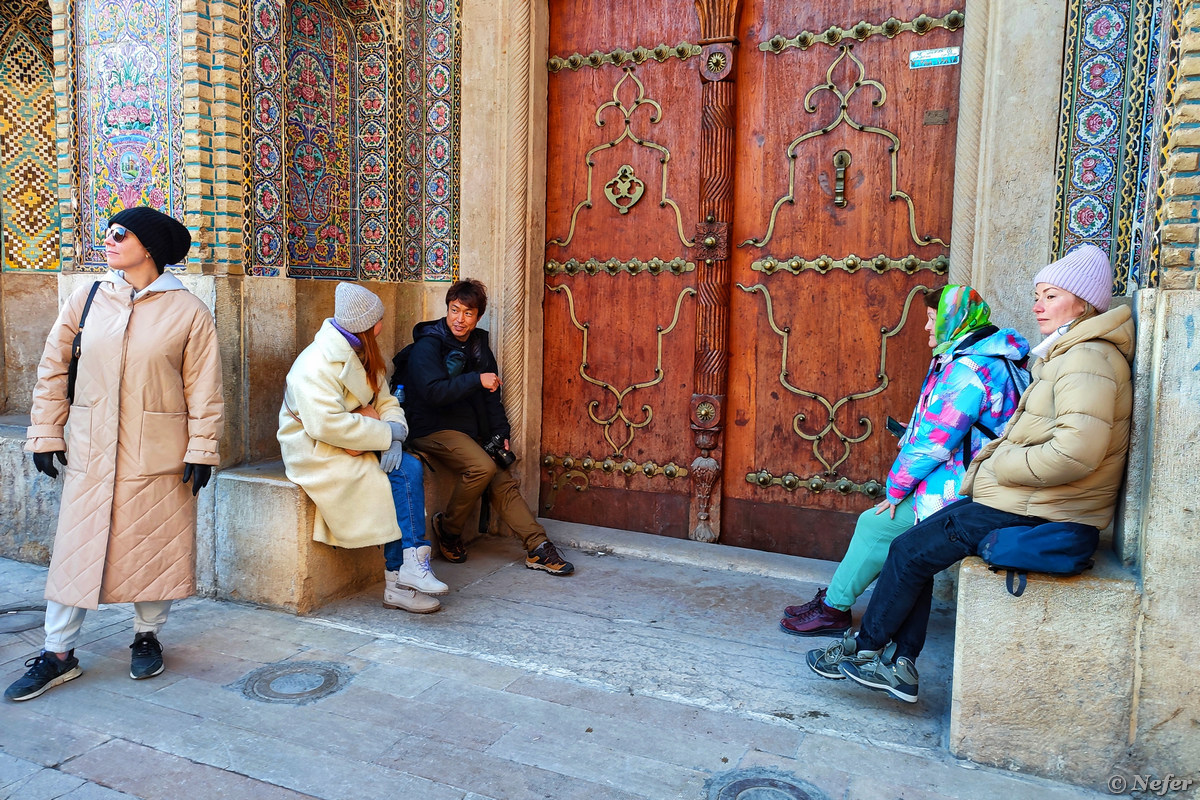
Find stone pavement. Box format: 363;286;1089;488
0;529;1110;800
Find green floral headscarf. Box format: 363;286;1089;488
931;285;992;356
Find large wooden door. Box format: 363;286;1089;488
539;0;964;559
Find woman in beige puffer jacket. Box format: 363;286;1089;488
806;244;1135;703
7;207;223;702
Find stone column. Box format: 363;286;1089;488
1124;0;1200;779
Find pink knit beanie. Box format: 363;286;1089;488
1033;244;1113;312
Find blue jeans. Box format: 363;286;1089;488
856;499;1046;661
383;453;430;570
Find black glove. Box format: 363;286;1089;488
182;463;212;496
32;451;67;479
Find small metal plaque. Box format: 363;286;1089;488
924;109;950;125
909;46;960;69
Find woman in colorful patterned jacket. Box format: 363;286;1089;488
780;285;1029;637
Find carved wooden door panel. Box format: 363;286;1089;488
539;2;705;536
723;4;962;557
540;0;964;558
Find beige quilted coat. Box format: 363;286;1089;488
27;272;224;609
277;319;407;549
963;305;1134;528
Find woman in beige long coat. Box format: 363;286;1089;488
6;207;223;703
278;282;447;615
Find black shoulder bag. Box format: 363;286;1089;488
66;282;102;404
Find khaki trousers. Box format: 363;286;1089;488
411;429;547;551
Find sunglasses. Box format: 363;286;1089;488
107;224;129;243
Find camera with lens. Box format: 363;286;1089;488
482;433;516;469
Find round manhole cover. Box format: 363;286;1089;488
235;661;349;705
705;768;828;800
0;609;44;634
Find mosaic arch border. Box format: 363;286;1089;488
0;0;60;272
1051;0;1183;294
242;0;459;281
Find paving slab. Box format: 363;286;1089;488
0;540;1115;800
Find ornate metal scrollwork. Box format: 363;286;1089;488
753;253;948;275
548;42;702;73
541;454;689;511
545;257;695;277
761;10;965;53
739;46;948;252
546;284;697;456
746;468;886;500
547;68;695;251
736;282;929;475
604;165;645;213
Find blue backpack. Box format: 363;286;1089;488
978;522;1099;597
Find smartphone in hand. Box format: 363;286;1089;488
886;416;906;438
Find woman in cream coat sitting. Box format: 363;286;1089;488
278;282;446;613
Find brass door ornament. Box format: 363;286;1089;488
752;253;948;275
548;42;702;73
604;165;645;214
546;283;697;456
545;257;695;277
761;10;965;53
832;149;852;207
746;468;885;500
739;46;948;251
736;282;929;475
547;68;695;250
541;454;689;511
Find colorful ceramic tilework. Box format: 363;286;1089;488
399;0;459;281
1052;0;1174;294
1131;0;1184;289
247;0;420;280
0;27;59;272
74;0;184;271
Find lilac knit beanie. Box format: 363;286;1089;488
1033;244;1113;312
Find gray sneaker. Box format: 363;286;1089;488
840;651;919;703
805;632;893;679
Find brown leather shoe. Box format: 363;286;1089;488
779;600;852;637
784;587;828;619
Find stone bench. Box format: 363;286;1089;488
949;550;1139;786
0;415;59;566
214;457;477;615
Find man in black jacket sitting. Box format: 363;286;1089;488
404;279;573;575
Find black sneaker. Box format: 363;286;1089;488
433;512;467;563
4;650;82;701
840;651;919;703
526;541;574;575
130;632;164;680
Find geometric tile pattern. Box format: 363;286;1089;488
1052;0;1173;294
0;27;59;271
74;0;184;271
399;0;459;281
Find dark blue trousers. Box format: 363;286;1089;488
856;499;1046;661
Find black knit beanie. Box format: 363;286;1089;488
109;207;191;273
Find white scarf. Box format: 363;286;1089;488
1029;320;1076;361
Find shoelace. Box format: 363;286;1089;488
24;654;58;676
417;551;433;576
538;542;564;564
131;637;160;657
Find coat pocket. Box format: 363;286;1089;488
65;405;92;472
140;411;188;476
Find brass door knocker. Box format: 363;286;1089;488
832;150;852;208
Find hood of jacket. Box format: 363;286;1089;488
949;325;1030;362
1044;305;1134;364
104;269;187;299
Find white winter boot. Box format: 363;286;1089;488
392;546;449;595
383;571;441;614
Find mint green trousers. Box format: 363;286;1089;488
824;494;917;611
